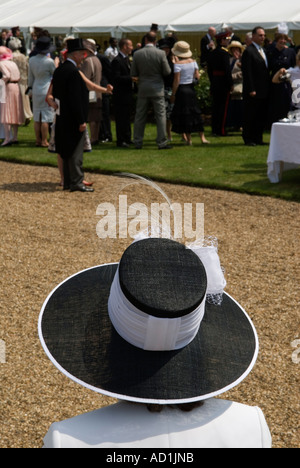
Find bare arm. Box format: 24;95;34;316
170;72;181;103
79;70;113;94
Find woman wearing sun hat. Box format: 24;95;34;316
170;41;210;146
227;41;245;130
39;234;271;448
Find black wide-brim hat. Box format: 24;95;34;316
38;238;258;404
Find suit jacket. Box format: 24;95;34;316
43;399;272;448
242;43;270;99
97;53;112;86
52;59;89;159
200;34;214;66
131;44;171;97
111;53;133;103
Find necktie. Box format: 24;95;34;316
259;47;268;66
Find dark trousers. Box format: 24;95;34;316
63;133;85;190
114;98;132;145
211;90;230;136
242;97;268;144
99;94;112;141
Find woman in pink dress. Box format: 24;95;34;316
0;46;24;146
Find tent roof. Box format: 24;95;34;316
0;0;300;34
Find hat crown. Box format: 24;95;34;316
66;38;85;53
36;36;51;47
172;41;192;58
119;238;207;319
83;39;96;54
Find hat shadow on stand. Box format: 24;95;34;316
39;235;258;405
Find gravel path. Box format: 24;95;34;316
0;160;299;448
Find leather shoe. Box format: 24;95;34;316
70;185;94;193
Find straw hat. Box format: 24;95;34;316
228;41;245;54
172;41;193;58
39;238;258;404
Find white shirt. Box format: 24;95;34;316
104;46;118;62
174;61;199;85
66;57;77;68
43;398;272;448
252;41;268;67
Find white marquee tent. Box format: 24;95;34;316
0;0;300;36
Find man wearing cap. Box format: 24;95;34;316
207;32;233;136
52;38;94;192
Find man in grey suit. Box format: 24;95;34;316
131;32;172;149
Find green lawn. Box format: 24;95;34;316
1;122;299;201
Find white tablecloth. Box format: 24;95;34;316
267;122;300;183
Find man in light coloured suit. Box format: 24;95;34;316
131;31;172;149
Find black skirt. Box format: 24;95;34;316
171;84;204;134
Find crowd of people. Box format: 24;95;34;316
202;25;300;145
0;23;300;180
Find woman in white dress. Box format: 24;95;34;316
28;36;56;147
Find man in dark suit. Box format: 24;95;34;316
241;26;270;146
52;38;94;192
200;27;216;68
207;32;233;136
97;51;113;143
111;39;134;148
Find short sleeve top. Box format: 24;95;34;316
174;61;199;85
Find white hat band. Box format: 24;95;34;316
108;269;206;351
